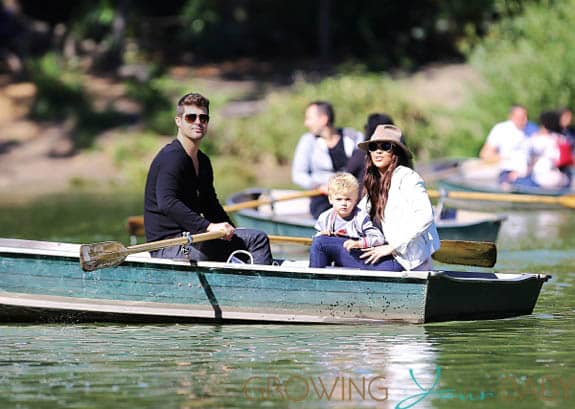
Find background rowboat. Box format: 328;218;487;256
0;238;548;324
227;188;506;242
434;159;575;210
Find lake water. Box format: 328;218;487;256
0;193;574;408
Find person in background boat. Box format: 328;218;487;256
309;172;385;268
523;120;539;137
344;112;395;185
479;105;530;185
356;125;441;271
558;107;575;146
558;107;575;186
144;92;273;264
515;110;572;189
291;101;363;218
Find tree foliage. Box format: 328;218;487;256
6;0;537;71
443;0;574;155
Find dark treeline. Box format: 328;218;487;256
2;0;543;74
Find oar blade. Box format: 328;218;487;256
80;241;128;272
432;240;497;268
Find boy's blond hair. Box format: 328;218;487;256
328;172;359;198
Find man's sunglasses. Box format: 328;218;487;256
368;141;394;152
184;113;210;124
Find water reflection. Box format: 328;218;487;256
0;324;442;408
499;210;575;250
1;194;575;408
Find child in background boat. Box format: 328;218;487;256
515;110;572;189
309;172;385;268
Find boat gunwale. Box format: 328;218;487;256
1;240;550;284
0;241;431;282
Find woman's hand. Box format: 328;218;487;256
360;244;394;264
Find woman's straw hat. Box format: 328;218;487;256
357;124;413;159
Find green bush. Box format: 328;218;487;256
216;73;441;167
444;0;575;155
27;53;89;122
113;132;165;191
27;53;139;150
125;73;174;135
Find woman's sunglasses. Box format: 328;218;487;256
184;113;210;124
367;141;394;153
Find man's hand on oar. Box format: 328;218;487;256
268;235;497;268
80;231;225;272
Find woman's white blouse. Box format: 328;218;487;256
359;166;441;270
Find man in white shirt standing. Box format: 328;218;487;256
480;105;529;184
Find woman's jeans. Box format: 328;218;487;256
309;235;403;271
150;228;273;265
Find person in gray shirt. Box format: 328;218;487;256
291;101;363;218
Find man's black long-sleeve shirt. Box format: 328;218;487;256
144;139;232;242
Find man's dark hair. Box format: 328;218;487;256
308;101;335;126
176;93;210;116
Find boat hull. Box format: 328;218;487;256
436;159;575;210
233;211;505;243
0;239;548;324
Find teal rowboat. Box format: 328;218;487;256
227;189;506;242
0;238;548;324
436;159;575;210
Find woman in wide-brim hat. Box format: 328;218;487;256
356;124;440;271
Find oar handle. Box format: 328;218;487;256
269;235;313;246
427;189;562;206
125;231;226;255
224;189;323;212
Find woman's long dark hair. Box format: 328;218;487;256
363;147;413;224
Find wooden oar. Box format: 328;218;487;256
126;189;324;237
428;189;575;209
80;231;225;272
225;188;323;212
268;235;497;268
